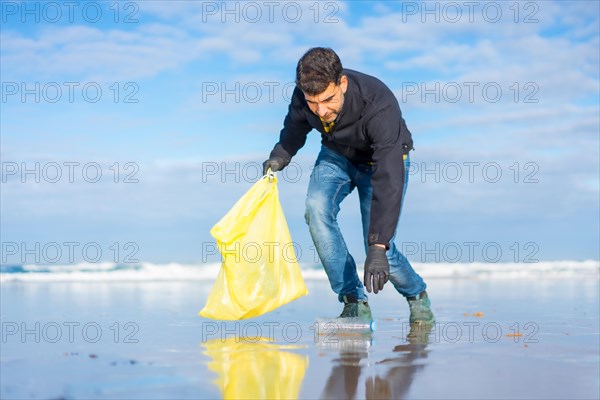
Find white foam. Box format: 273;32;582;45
22;261;117;272
413;260;600;279
0;260;597;282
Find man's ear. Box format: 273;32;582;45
340;75;348;94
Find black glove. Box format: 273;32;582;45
262;156;285;175
364;245;389;294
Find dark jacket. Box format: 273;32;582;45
269;69;413;248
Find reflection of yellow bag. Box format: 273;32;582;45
199;175;308;320
202;337;308;399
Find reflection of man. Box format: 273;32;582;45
320;348;366;400
366;323;433;399
319;323;433;400
263;47;433;323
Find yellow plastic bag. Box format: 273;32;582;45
199;175;308;320
202;337;308;399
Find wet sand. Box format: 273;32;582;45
1;278;598;399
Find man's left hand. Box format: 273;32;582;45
364;244;389;294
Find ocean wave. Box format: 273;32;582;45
1;260;598;282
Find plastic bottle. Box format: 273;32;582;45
315;317;377;335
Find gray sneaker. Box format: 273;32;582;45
407;291;435;324
339;295;373;320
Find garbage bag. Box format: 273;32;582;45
199;175;308;320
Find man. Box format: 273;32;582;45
263;47;433;324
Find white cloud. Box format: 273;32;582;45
1;24;194;81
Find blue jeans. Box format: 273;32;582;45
305;146;426;303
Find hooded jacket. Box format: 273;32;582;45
269;69;413;248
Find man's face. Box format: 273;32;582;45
303;75;348;123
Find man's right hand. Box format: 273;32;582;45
262;156;285;175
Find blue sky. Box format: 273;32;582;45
1;1;598;265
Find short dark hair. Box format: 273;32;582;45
296;47;343;95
